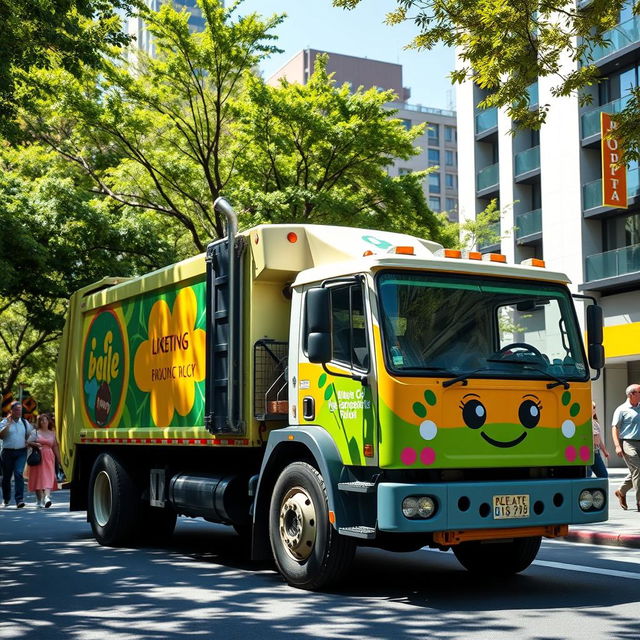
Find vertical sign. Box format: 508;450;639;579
601;112;627;208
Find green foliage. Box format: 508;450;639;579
441;199;502;250
334;0;640;157
0;143;177;401
231;55;445;242
0;0;136;138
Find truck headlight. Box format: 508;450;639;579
417;496;435;518
402;496;418;518
591;489;606;510
579;490;593;511
402;495;436;519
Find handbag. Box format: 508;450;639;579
27;429;41;466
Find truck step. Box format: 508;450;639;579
338;481;376;493
339;526;376;539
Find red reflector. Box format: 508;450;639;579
287;232;298;243
363;444;374;457
444;249;462;258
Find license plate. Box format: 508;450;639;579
493;494;530;519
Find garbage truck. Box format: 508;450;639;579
55;198;608;590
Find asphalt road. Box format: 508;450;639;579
1;490;639;640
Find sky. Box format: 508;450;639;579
236;0;456;112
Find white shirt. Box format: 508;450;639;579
0;417;33;449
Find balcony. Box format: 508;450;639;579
514;146;541;182
582;166;640;213
476;162;499;194
515;208;542;241
581;95;632;140
475;107;498;137
585;243;640;282
588;15;640;65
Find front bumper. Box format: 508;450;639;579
377;478;608;533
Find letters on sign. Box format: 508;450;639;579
601;112;627;208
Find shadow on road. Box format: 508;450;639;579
1;497;639;640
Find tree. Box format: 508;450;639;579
231;55;446;242
0;0;136;138
333;0;640;160
24;0;284;252
0;143;177;406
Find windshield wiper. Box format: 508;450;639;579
442;368;491;388
523;365;570;390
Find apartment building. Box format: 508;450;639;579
268;49;459;220
456;1;640;454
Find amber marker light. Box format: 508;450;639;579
288;434;295;440
521;257;546;268
363;444;374;457
328;510;336;524
394;246;415;255
485;253;507;263
443;249;462;258
467;251;482;260
363;250;375;256
287;232;298;243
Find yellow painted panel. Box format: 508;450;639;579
603;321;640;358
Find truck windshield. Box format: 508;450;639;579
377;271;589;381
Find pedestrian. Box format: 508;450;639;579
27;414;61;508
611;383;640;512
0;401;34;508
590;401;609;478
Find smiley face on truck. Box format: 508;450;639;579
459;392;542;448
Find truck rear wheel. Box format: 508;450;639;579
452;535;541;576
88;453;141;546
269;462;355;590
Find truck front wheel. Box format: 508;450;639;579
269;462;355;590
88;453;141;546
452;535;541;576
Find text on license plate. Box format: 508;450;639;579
493;494;529;519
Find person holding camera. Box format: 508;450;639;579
0;401;33;508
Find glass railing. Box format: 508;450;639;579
478;221;501;250
527;82;539;107
581;94;632;139
586;243;640;281
476;162;499;192
588;15;640;63
582;166;640;210
475;107;498;135
515;209;542;239
515;145;541;177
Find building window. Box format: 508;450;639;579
400;118;412;130
445;150;455;166
428;149;440;165
398;167;413;176
428;123;440;145
445;198;457;212
445;125;456;143
429;196;441;211
428;173;441;194
445;173;457;190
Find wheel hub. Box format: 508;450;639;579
93;469;113;527
279;486;317;561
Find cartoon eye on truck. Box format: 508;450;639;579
55;198;607;590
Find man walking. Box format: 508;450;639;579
611;383;640;512
0;401;33;508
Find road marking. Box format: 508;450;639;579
532;559;640;580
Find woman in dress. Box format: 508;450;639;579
27;414;61;508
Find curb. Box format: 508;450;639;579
563;530;640;549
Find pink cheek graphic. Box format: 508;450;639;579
421;447;436;465
565;445;577;462
401;447;417;466
579;446;591;462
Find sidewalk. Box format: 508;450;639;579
564;468;640;549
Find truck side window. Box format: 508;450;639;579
330;284;369;371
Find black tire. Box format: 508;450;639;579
452;535;542;576
88;453;141;546
269;462;355;590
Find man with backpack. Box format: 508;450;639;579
0;401;34;508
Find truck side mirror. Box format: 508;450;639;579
305;287;332;363
586;304;604;371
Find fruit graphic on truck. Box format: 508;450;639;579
56;198;607;590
